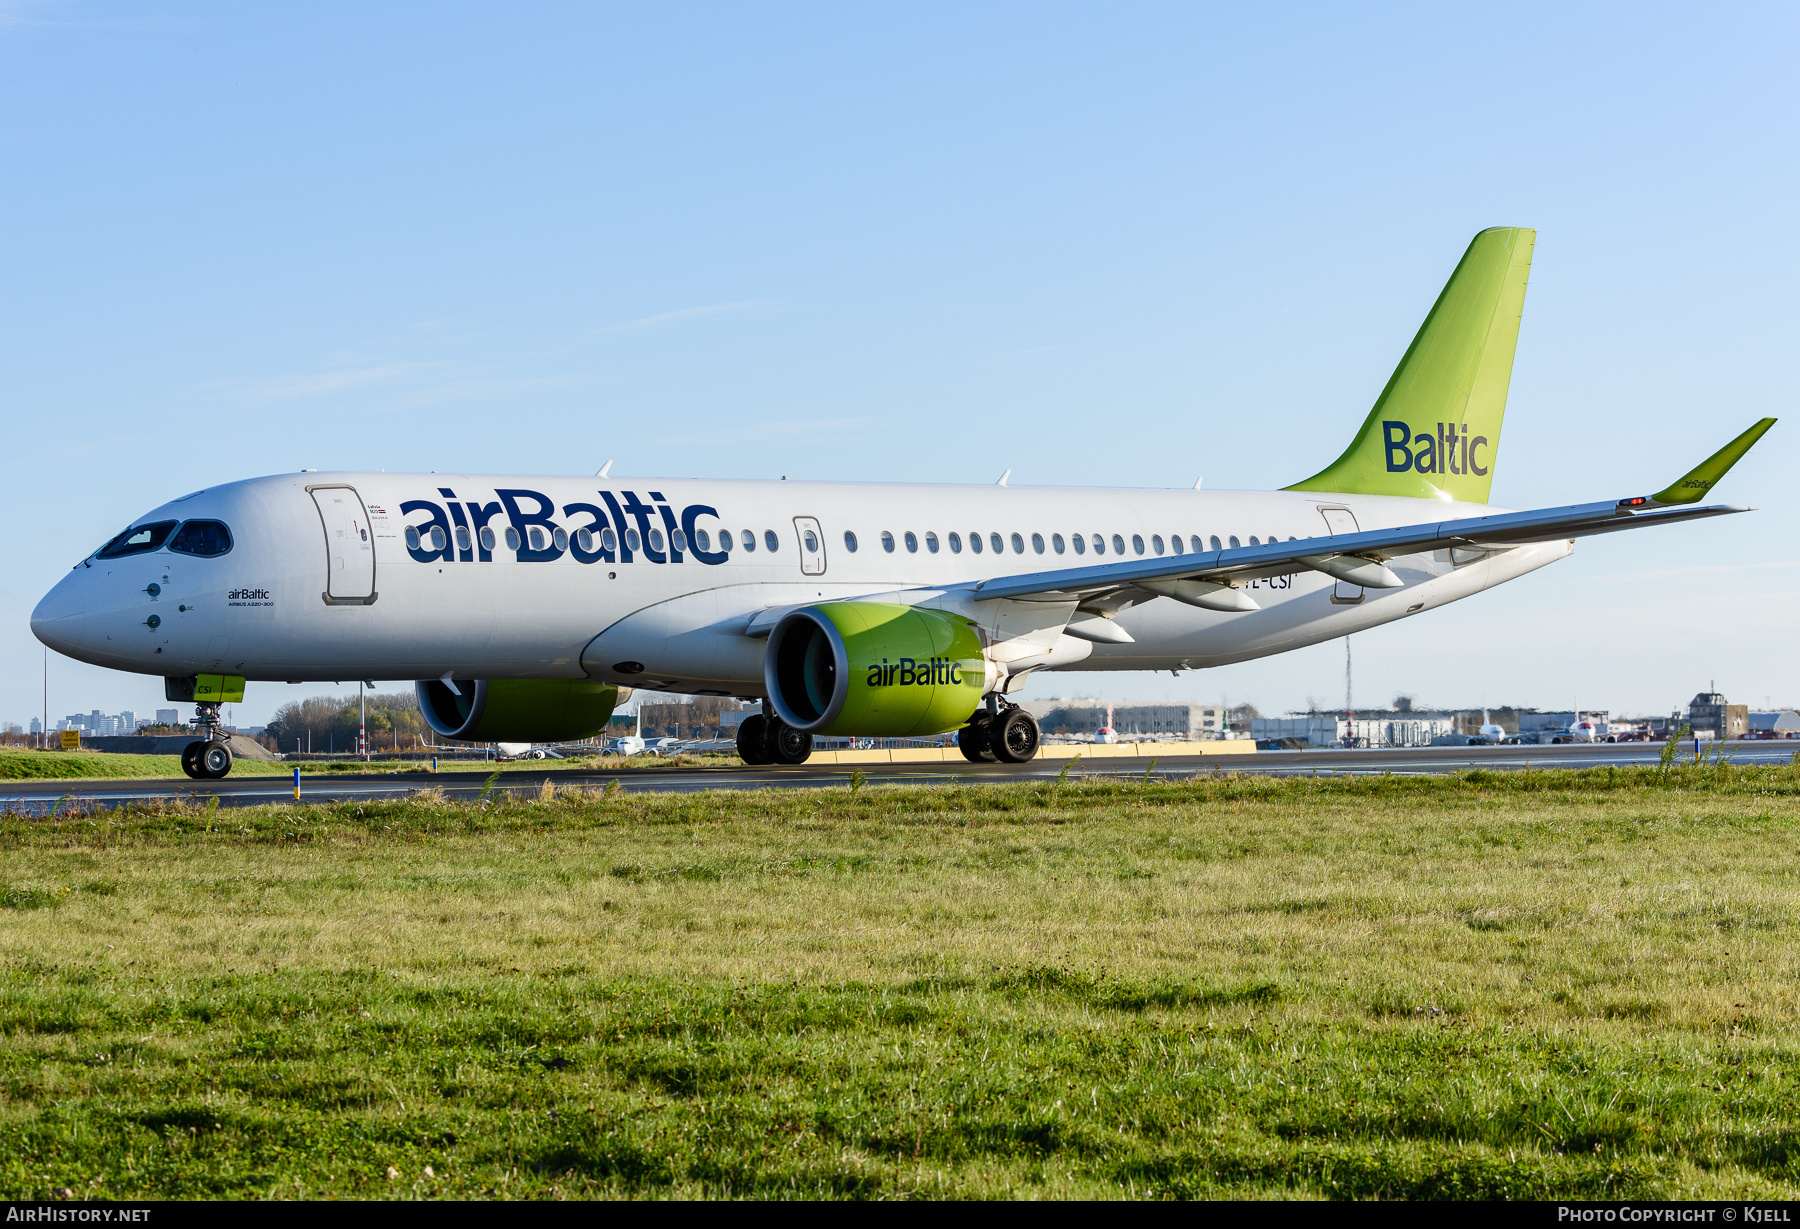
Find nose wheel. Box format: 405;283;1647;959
180;700;235;779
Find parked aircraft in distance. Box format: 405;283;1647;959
31;228;1776;778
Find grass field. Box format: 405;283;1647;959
0;749;734;781
3;762;1799;1199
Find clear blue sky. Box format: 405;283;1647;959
3;1;1795;728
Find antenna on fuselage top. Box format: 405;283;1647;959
996;469;1010;486
597;460;614;478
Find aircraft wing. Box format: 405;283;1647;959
974;416;1774;605
970;497;1748;603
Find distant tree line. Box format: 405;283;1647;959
264;691;428;755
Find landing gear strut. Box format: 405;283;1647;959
180;700;234;780
960;700;1040;764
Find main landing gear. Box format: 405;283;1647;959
179;700;235;780
959;700;1040;764
736;711;814;766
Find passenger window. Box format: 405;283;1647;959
802;529;817;552
481;526;497;552
1210;535;1222;551
1191;535;1203;553
1073;534;1085;555
506;527;523;551
168;520;233;557
555;527;571;551
695;529;710;552
1112;534;1125;555
925;532;939;553
1168;534;1181;555
844;530;858;552
454;526;471;553
1010;533;1024;553
404;526;420;551
646;528;663;553
881;531;895;553
764;530;779;552
904;531;918;553
1092;534;1105;556
577;528;595;552
1031;532;1044;554
991;533;1005;554
970;532;983;554
97;520;178;559
949;532;963;553
1249;535;1260;546
1151;535;1164;555
430;526;448;552
1052;533;1065;554
741;529;755;552
1131;534;1144;555
601;527;617;552
1228;536;1240;549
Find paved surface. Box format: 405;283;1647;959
2;740;1793;814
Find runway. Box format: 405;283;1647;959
2;740;1793;814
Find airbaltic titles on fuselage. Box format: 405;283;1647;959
400;488;729;566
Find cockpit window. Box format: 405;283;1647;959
95;520;177;559
168;520;233;557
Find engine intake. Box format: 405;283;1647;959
415;678;625;742
765;602;994;736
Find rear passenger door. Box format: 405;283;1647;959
1316;506;1363;606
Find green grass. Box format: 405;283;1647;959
0;749;738;781
3;763;1800;1199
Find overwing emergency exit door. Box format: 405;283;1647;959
793;517;827;576
1316;506;1363;605
309;485;378;604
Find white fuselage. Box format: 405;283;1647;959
31;472;1571;696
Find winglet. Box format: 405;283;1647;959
1650;418;1776;505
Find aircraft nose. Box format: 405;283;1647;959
31;570;90;655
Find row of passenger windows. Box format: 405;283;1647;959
404;520;1297;560
858;530;1296;556
405;523;783;556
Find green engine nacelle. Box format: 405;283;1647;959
415;678;623;742
765;602;994;736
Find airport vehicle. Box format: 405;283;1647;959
30;228;1777;777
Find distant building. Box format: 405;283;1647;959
1687;692;1749;741
1018;701;1228;739
1249;712;1457;747
155;708;180;726
1748;711;1800;738
28;718;41;735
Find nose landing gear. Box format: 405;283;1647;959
179;700;235;780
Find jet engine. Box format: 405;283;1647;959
415;678;625;742
764;602;997;736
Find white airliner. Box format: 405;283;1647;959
30;228;1775;778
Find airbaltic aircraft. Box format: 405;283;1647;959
31;228;1776;778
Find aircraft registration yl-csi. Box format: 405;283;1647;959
31;228;1777;780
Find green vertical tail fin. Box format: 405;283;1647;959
1286;226;1535;503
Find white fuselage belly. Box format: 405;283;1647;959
32;472;1571;694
